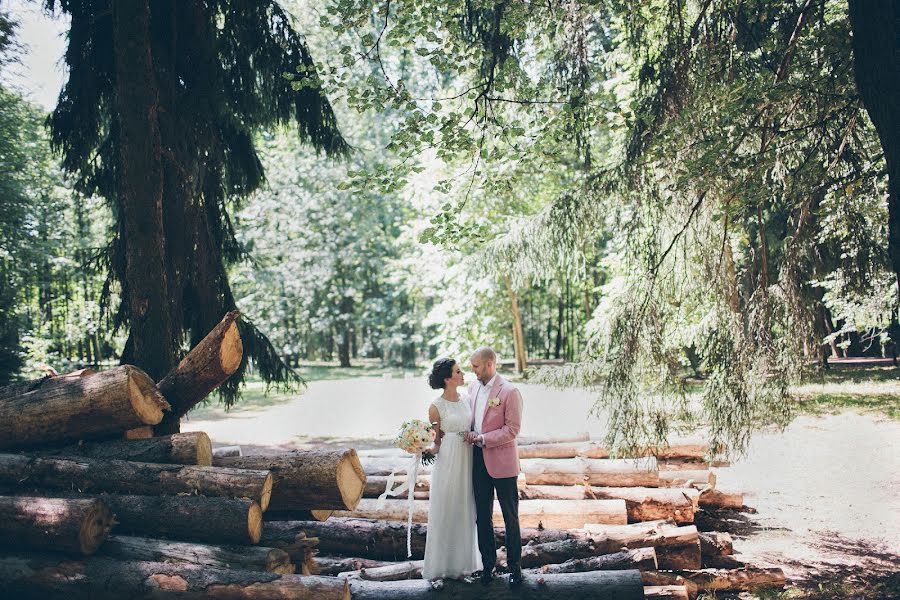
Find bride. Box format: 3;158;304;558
421;357;482;580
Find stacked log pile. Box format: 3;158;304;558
290;436;786;598
0;312;363;599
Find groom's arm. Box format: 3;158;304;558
480;389;522;448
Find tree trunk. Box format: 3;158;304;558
213;449;365;511
212;445;242;458
363;474;429;499
347;570;644;600
0;366;169;450
519;484;696;524
658;470;714;488
534;547;658;574
0;496;113;556
0;454;272;511
340;560;424;581
112;0;177;382
334;498;628;528
848;0;900;293
645;568;787;593
155;311;243;434
312;556;393;577
44;432;212;466
643;585;690;600
105;494;263;545
698;488;743;509
517;441;710;460
504;276;528;373
101;535;294;574
581;521;702;570
0;553;349;600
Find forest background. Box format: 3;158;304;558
0;0;897;456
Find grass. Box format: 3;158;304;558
697;570;900;600
792;366;900;419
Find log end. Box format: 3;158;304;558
126;366;171;425
338;449;367;511
194;432;213;467
260;472;274;512
248;501;263;544
80;499;115;555
311;509;334;521
219;320;243;376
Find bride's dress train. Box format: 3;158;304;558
422;395;482;579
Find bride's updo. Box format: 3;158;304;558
428;358;456;390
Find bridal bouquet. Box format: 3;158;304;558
380;418;436;558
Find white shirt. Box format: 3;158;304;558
473;374;497;436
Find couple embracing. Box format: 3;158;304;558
422;347;524;588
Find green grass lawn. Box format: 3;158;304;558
792;365;900;419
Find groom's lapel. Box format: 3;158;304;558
481;375;504;431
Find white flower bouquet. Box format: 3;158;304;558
396;419;435;455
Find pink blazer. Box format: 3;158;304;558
469;375;523;479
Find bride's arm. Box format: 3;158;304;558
426;403;443;454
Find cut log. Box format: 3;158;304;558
155;311;243;434
520;484;696;524
658;470;714;488
643;585;690;600
0;496;113;556
520;457;660;487
101;534;294;574
698;488;744;509
533;547;658;573
45;432;213;466
582;521;702;570
124;426;154;439
646;568;787;593
100;494;263;545
348;570;644;599
214;449;366;511
0;365;169;449
0;453;272;511
335;498;628;528
341;560;424;581
518;442;710;461
212;445;242;458
265;509;334;521
313;556;394;576
699;531;733;556
363;474;430;499
0;552;349;599
641;571;699;597
252;527;319;564
262;519;429;561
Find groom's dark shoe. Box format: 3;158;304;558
508;565;524;588
480;567;494;586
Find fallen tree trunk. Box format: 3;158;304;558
100;494;263;545
0;552;349;599
101;535;294;573
335;498;628;528
0;496;113;556
534;547;658;573
251;528;319;564
214;449;366;511
314;556;393;576
643;585;690;600
582;521;702;570
520;457;660;487
0;453;272;511
46;432;213;466
348;570;644;600
518;442;710;461
155;311;243;435
0;366;169;450
645;568;787;593
262;519;429;561
212;445;242;458
341;560;424;581
658;470;714;488
520;484;696;524
641;572;699;597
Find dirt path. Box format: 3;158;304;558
182;377;900;582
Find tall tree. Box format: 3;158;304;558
46;0;347;429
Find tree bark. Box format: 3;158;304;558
0;454;272;511
214;449;365;511
112;0;177;383
0;496;113;556
581;521;702;570
45;432;212;466
504;275;528;373
334;498;628;528
645;568;787;593
155;311;243;434
212;445;242;458
658;470;714;488
534;547;658;574
643;585;690;600
101;535;294;574
0;366;169;450
0;553;349;599
848;0;900;293
312;556;393;576
341;560;424;581
698;488;743;509
519;457;660;487
348;571;644;600
519;484;696;524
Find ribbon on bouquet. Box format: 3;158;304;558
376;452;420;558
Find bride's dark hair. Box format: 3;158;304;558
428;358;456;390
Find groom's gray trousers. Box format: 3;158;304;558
472;446;521;570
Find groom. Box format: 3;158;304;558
464;347;524;588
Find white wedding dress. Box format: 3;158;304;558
422;394;482;580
